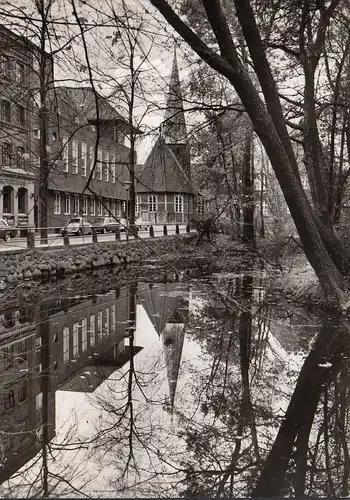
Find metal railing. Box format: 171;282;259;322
0;223;192;253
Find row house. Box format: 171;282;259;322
0;25;44;229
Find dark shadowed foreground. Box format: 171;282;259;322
0;260;348;498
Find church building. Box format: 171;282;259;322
136;51;195;224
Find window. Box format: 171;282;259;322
72;140;78;174
111;305;115;333
262;200;269;216
97;311;102;341
104;200;109;216
15;104;25;127
54;192;61;214
149;194;157;212
64;193;70;215
81;142;87;176
98;201;103;216
63;137;68;172
36;337;42;347
2;142;11;165
16;146;25;159
83;196;88;215
63;326;69;363
111;154;115;183
15;61;25;82
197;198;205;214
17;380;27;402
175;195;183;213
104;152;109;182
73;195;79;215
34;129;40;139
97;150;102;180
81;318;87;351
0;55;11;78
1;100;10;122
90;197;95;216
111;199;115;216
89;314;95;346
36;392;43;410
89;146;95;178
104;308;110;336
136;195;141;215
4;388;15;410
73;322;79;357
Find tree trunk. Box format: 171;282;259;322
242;127;255;245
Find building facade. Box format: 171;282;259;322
136;51;195;224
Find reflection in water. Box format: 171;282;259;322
0;266;348;497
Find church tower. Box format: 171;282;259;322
162;49;191;179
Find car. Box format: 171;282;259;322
91;217;120;234
0;219;17;242
61;217;92;236
135;217;149;231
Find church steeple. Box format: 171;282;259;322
162;49;191;178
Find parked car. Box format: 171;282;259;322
91;217;119;234
0;219;17;242
61;217;92;236
135;217;149;231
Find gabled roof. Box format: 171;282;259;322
54;87;128;124
137;137;193;193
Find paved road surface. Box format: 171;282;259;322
0;225;190;253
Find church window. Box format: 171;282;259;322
148;194;157;212
175;195;183;213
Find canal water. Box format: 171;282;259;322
0;261;348;497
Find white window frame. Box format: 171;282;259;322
89;314;95;346
83;196;88;215
90;197;95;216
97;149;102;180
73;322;79;357
54;192;61;215
104;308;110;336
90;146;95;178
136;195;141;215
63;137;69;172
81;142;87;177
97;311;103;341
175;194;183;213
81;318;87;351
98;201;103;216
104;152;109;182
72;139;78;174
149;194;157;212
73;194;79;215
111;305;115;333
64;194;70;215
111;154;115;183
63;326;70;363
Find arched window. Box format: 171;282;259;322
3;186;14;214
17;187;27;214
148;194;157;212
175;194;183;213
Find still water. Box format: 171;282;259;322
0;262;348;498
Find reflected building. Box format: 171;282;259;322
137;276;190;409
0;284;141;484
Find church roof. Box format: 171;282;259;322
162;50;187;144
137;137;193;193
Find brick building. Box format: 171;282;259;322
136;51;195;224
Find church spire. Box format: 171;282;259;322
162;48;188;145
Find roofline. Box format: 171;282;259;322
0;24;52;59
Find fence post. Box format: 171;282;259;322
175;224;180;235
92;229;98;243
27;230;35;249
163;224;168;236
115;227;121;241
149;225;154;238
186;224;190;233
62;230;70;246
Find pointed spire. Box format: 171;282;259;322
162;48;187;145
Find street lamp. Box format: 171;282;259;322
124;180;132;240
